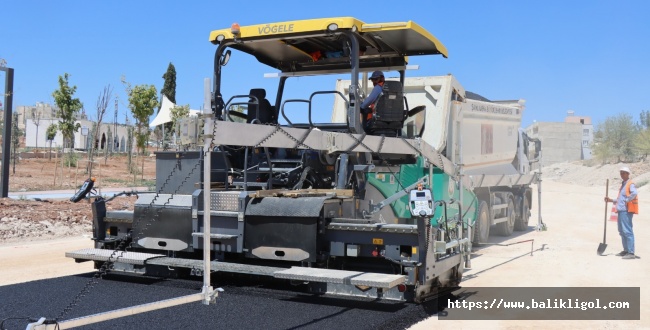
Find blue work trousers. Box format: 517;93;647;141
617;211;635;254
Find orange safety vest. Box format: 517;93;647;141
618;180;639;214
365;82;385;120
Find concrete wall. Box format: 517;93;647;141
526;122;583;166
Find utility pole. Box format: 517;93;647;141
1;66;14;198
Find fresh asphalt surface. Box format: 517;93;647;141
0;272;448;330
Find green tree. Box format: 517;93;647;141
640;110;650;130
88;85;112;177
170;104;190;135
127;125;134;171
122;78;159;179
161;63;177;140
105;126;112;163
635;129;650;160
52;73;83;149
11;112;22;174
161;62;176;104
46;123;58;160
592;113;638;163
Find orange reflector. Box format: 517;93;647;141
231;22;240;35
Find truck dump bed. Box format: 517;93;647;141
333;75;529;179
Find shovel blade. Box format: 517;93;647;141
597;243;607;255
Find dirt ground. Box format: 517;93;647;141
6;153;156;192
0;153;153;242
1;160;649;329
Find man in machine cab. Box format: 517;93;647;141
360;70;385;132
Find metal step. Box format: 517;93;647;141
66;249;164;265
191;232;239;239
349;273;405;288
147;258;286;277
274;267;405;289
65;249;405;289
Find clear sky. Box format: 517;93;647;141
1;0;649;128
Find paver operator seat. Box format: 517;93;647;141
366;81;406;137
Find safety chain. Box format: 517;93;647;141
56;158;201;320
344;132;368;153
345;131;409;193
58;114;228;320
275;124;314;150
293;127;314;149
377;135;385;154
399;136;444;174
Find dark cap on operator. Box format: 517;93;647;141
369;71;384;80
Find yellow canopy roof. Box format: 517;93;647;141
209;17;447;72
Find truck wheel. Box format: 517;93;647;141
472;201;490;244
496;198;515;236
514;196;530;231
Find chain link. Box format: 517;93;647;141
399;136;444;174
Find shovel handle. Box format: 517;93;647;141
603;179;609;243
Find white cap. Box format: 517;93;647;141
620;166;631;174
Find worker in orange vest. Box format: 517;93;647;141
604;166;639;259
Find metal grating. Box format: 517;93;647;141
245;196;328;217
210;191;241;211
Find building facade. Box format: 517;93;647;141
525;111;594;166
25;119;132;152
19;103;133;152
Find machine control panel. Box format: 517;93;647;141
409;189;433;217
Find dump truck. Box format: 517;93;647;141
332;75;542;243
66;17;542;304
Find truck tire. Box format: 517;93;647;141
496;198;515;236
472;201;490;244
514;196;530;231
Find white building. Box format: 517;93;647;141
25;118;133;152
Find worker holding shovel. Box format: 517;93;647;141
604;167;639;259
